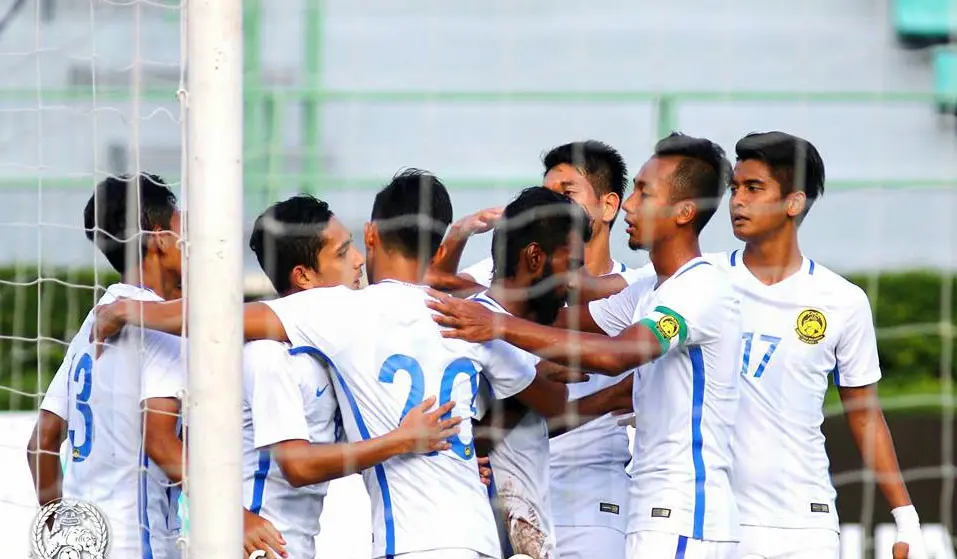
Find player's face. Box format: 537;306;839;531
158;210;184;296
544;164;600;234
729;159;793;242
315;217;365;289
527;231;585;324
621;157;679;250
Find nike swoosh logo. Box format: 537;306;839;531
316;385;329;398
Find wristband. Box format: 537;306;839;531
891;505;921;543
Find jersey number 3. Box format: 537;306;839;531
740;333;781;378
69;353;95;462
378;354;479;460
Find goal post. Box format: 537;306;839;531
183;0;245;557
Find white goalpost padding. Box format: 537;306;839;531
183;0;245;557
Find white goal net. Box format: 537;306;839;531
1;1;955;559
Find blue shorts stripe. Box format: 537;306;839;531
249;450;270;514
674;535;689;559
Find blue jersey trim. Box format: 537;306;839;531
730;250;738;267
249;450;270;514
688;345;707;540
139;450;154;559
808;259;816;275
289;345;397;558
675;260;712;279
832;363;842;387
674;535;689;558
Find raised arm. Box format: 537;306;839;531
92;299;288;344
272;397;460;487
430;206;504;274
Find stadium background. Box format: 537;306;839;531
0;0;955;557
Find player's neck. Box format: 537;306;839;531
649;233;701;282
584;228;614;277
371;255;425;286
742;228;803;286
122;260;176;299
487;280;531;319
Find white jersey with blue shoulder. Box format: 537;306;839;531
40;283;184;559
715;250;881;533
588;257;741;542
264;280;538;559
241;340;340;559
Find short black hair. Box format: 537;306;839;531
654;132;731;234
249;195;335;294
370;168;453;261
492;187;593;280
735;131;825;219
542;140;628;222
83;173;178;273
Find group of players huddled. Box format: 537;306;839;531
27;131;927;559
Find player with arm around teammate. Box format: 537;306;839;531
426;133;743;559
28;174;189;558
240;194;463;559
720;131;925;559
93;169;618;559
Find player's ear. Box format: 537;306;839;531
675;199;696;228
524;242;545;275
786;191;807;218
601;192;621;225
363;222;378;252
290;264;317;290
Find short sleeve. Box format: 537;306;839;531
139;329;186;402
460;257;494;288
40;358;71;419
589;274;656;336
244;343;310;448
635;263;731;356
478;340;537;400
833;290;882;388
263;286;358;356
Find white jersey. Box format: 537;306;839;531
715;250;881;532
472;292;556;557
589;257;741;542
264;280;539;559
241;340;340;559
40;283;184;559
549;261;654;533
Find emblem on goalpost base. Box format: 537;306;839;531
30;500;110;559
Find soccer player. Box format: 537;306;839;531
427;133;742;559
435;140;641;559
93;169;628;559
241;194;463;559
27;174;188;558
720;132;925;559
470;186;627;558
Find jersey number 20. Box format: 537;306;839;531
378;354;479;460
69;353;95;462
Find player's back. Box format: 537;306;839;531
716;250;875;532
268;280;540;558
55;284;183;558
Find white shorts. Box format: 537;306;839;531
555;525;626;559
736;525;839;559
390;549;496;559
625;531;736;559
